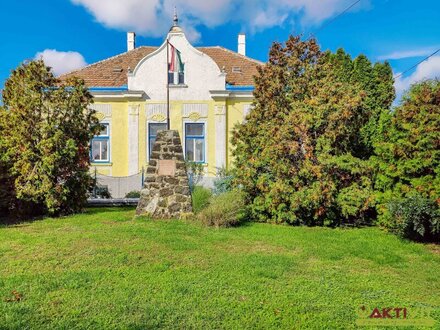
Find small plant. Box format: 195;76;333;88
125;191;141;198
185;161;204;192
191;186;212;213
198;189;247;228
387;194;440;242
213;167;235;195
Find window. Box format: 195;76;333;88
148;123;167;157
91;124;110;162
168;71;185;85
185;123;205;163
178;71;185;84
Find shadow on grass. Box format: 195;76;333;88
85;206;136;215
0;206;137;228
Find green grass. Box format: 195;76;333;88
0;208;439;329
191;186;212;213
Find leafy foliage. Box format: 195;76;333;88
374;79;440;240
213;167;235;195
387;194;439;242
231;36;394;226
198;189;247;227
0;60;101;216
125;191;141;198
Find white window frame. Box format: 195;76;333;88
182;120;207;164
91;122;111;163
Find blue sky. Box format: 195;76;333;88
1;0;439;101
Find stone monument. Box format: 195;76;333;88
136;130;193;218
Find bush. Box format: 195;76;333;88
387;195;440;242
125;191;141;198
191;186;212;213
213;167;235;195
198;190;247;228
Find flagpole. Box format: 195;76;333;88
166;39;170;130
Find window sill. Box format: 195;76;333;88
91;162;113;166
168;84;188;88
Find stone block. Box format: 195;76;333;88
136;130;193;218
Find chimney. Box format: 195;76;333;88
127;32;136;51
238;33;246;56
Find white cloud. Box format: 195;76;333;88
70;0;371;41
394;56;440;102
35;49;87;76
378;47;439;60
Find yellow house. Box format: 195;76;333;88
61;15;262;190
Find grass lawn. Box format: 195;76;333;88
1;208;439;329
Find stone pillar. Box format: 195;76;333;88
215;105;227;169
128;104;140;175
136;130;193;218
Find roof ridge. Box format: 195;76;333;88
59;46;157;78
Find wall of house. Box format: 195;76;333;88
91;99;253;180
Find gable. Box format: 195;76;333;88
59;46;262;88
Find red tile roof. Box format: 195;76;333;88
59;46;263;87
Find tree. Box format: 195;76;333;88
326;50;395;156
0;60;101;216
374;79;440;240
231;36;393;225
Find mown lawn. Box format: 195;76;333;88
0;208;439;329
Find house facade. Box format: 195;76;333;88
61;16;262;186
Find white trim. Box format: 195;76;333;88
145;103;168;122
182;103;209;118
128;104;140;175
89;104;112;117
215;105;227;169
243;104;254;121
91;91;146;101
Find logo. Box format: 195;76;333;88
356;305;437;327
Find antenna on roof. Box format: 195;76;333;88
173;7;178;26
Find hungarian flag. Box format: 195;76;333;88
169;42;184;73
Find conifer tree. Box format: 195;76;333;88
232;36;394;225
0;60;101;216
374;79;440;239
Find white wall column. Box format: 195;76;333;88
215;105;227;170
128;104;140;175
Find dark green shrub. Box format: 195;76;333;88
191;186;212;213
213;167;235;195
198;190;247;228
125;191;141;198
387;195;439;242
